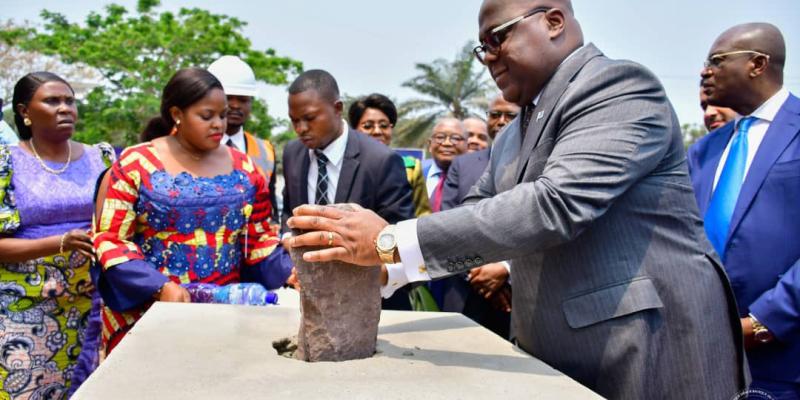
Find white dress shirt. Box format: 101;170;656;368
425;161;443;200
306;121;348;205
712;87;790;189
225;127;247;152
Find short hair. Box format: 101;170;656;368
12;72;74;140
288;69;340;102
348;93;397;129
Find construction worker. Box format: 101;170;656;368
208;55;280;226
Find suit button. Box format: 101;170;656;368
475;256;484;265
456;262;464;270
464;258;474;268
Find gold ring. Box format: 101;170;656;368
327;231;334;246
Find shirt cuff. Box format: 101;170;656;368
381;263;409;299
396;219;431;282
500;261;511;285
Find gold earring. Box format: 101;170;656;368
23;117;32;126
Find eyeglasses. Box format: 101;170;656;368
359;121;393;132
473;7;551;64
431;133;465;144
703;50;770;69
487;110;519;120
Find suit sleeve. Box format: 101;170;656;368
375;152;415;223
440;157;461;211
269;160;280;226
749;258;800;342
416;62;674;277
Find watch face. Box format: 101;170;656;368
377;232;396;250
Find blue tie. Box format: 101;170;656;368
705;117;755;259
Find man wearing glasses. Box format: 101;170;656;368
285;1;747;398
422;117;466;212
689;23;799;399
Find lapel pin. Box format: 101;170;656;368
536;111;544;121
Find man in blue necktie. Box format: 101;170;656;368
689;23;800;399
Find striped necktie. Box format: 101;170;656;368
314;149;330;205
704;117;756;258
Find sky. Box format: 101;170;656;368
4;0;799;130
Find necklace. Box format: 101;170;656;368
29;138;72;175
172;136;203;161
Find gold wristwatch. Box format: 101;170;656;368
749;314;774;344
375;224;399;264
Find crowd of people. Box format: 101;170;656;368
0;0;797;398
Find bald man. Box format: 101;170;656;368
464;117;490;152
689;23;800;398
285;1;747;397
422;117;466;212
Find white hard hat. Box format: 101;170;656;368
208;55;258;97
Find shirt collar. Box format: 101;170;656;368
310;120;348;168
427;160;443;180
227;126;245;141
530;45;583;108
736;87;790;124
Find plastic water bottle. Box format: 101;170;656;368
182;283;278;306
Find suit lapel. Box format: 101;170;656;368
728;95;800;241
696;124;735;215
335;129;360;203
298;146;310;205
515;44;604;182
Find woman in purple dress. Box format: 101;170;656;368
0;72;114;399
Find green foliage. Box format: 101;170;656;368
682;123;707;148
3;0;302;146
395;41;493;147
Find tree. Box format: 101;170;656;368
682;123;707;148
1;0;302;146
1;22;102;106
394;41;493;147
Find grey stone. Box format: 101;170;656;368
290;205;382;362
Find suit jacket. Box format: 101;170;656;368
281;129;414;231
441;149;490;210
414;44;748;398
688;94;800;384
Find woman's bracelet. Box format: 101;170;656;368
59;232;68;254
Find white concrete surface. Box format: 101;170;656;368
73;301;602;400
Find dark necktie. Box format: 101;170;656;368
226;138;238;150
520;104;535;135
314;149;330;205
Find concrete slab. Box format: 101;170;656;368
73;302;601;400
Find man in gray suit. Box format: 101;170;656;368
285;0;748;398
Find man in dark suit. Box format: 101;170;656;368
689;23;800;399
435;95;521;338
281;69;415;309
285;1;748;398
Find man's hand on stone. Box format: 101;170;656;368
468;263;509;299
286;204;388;267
